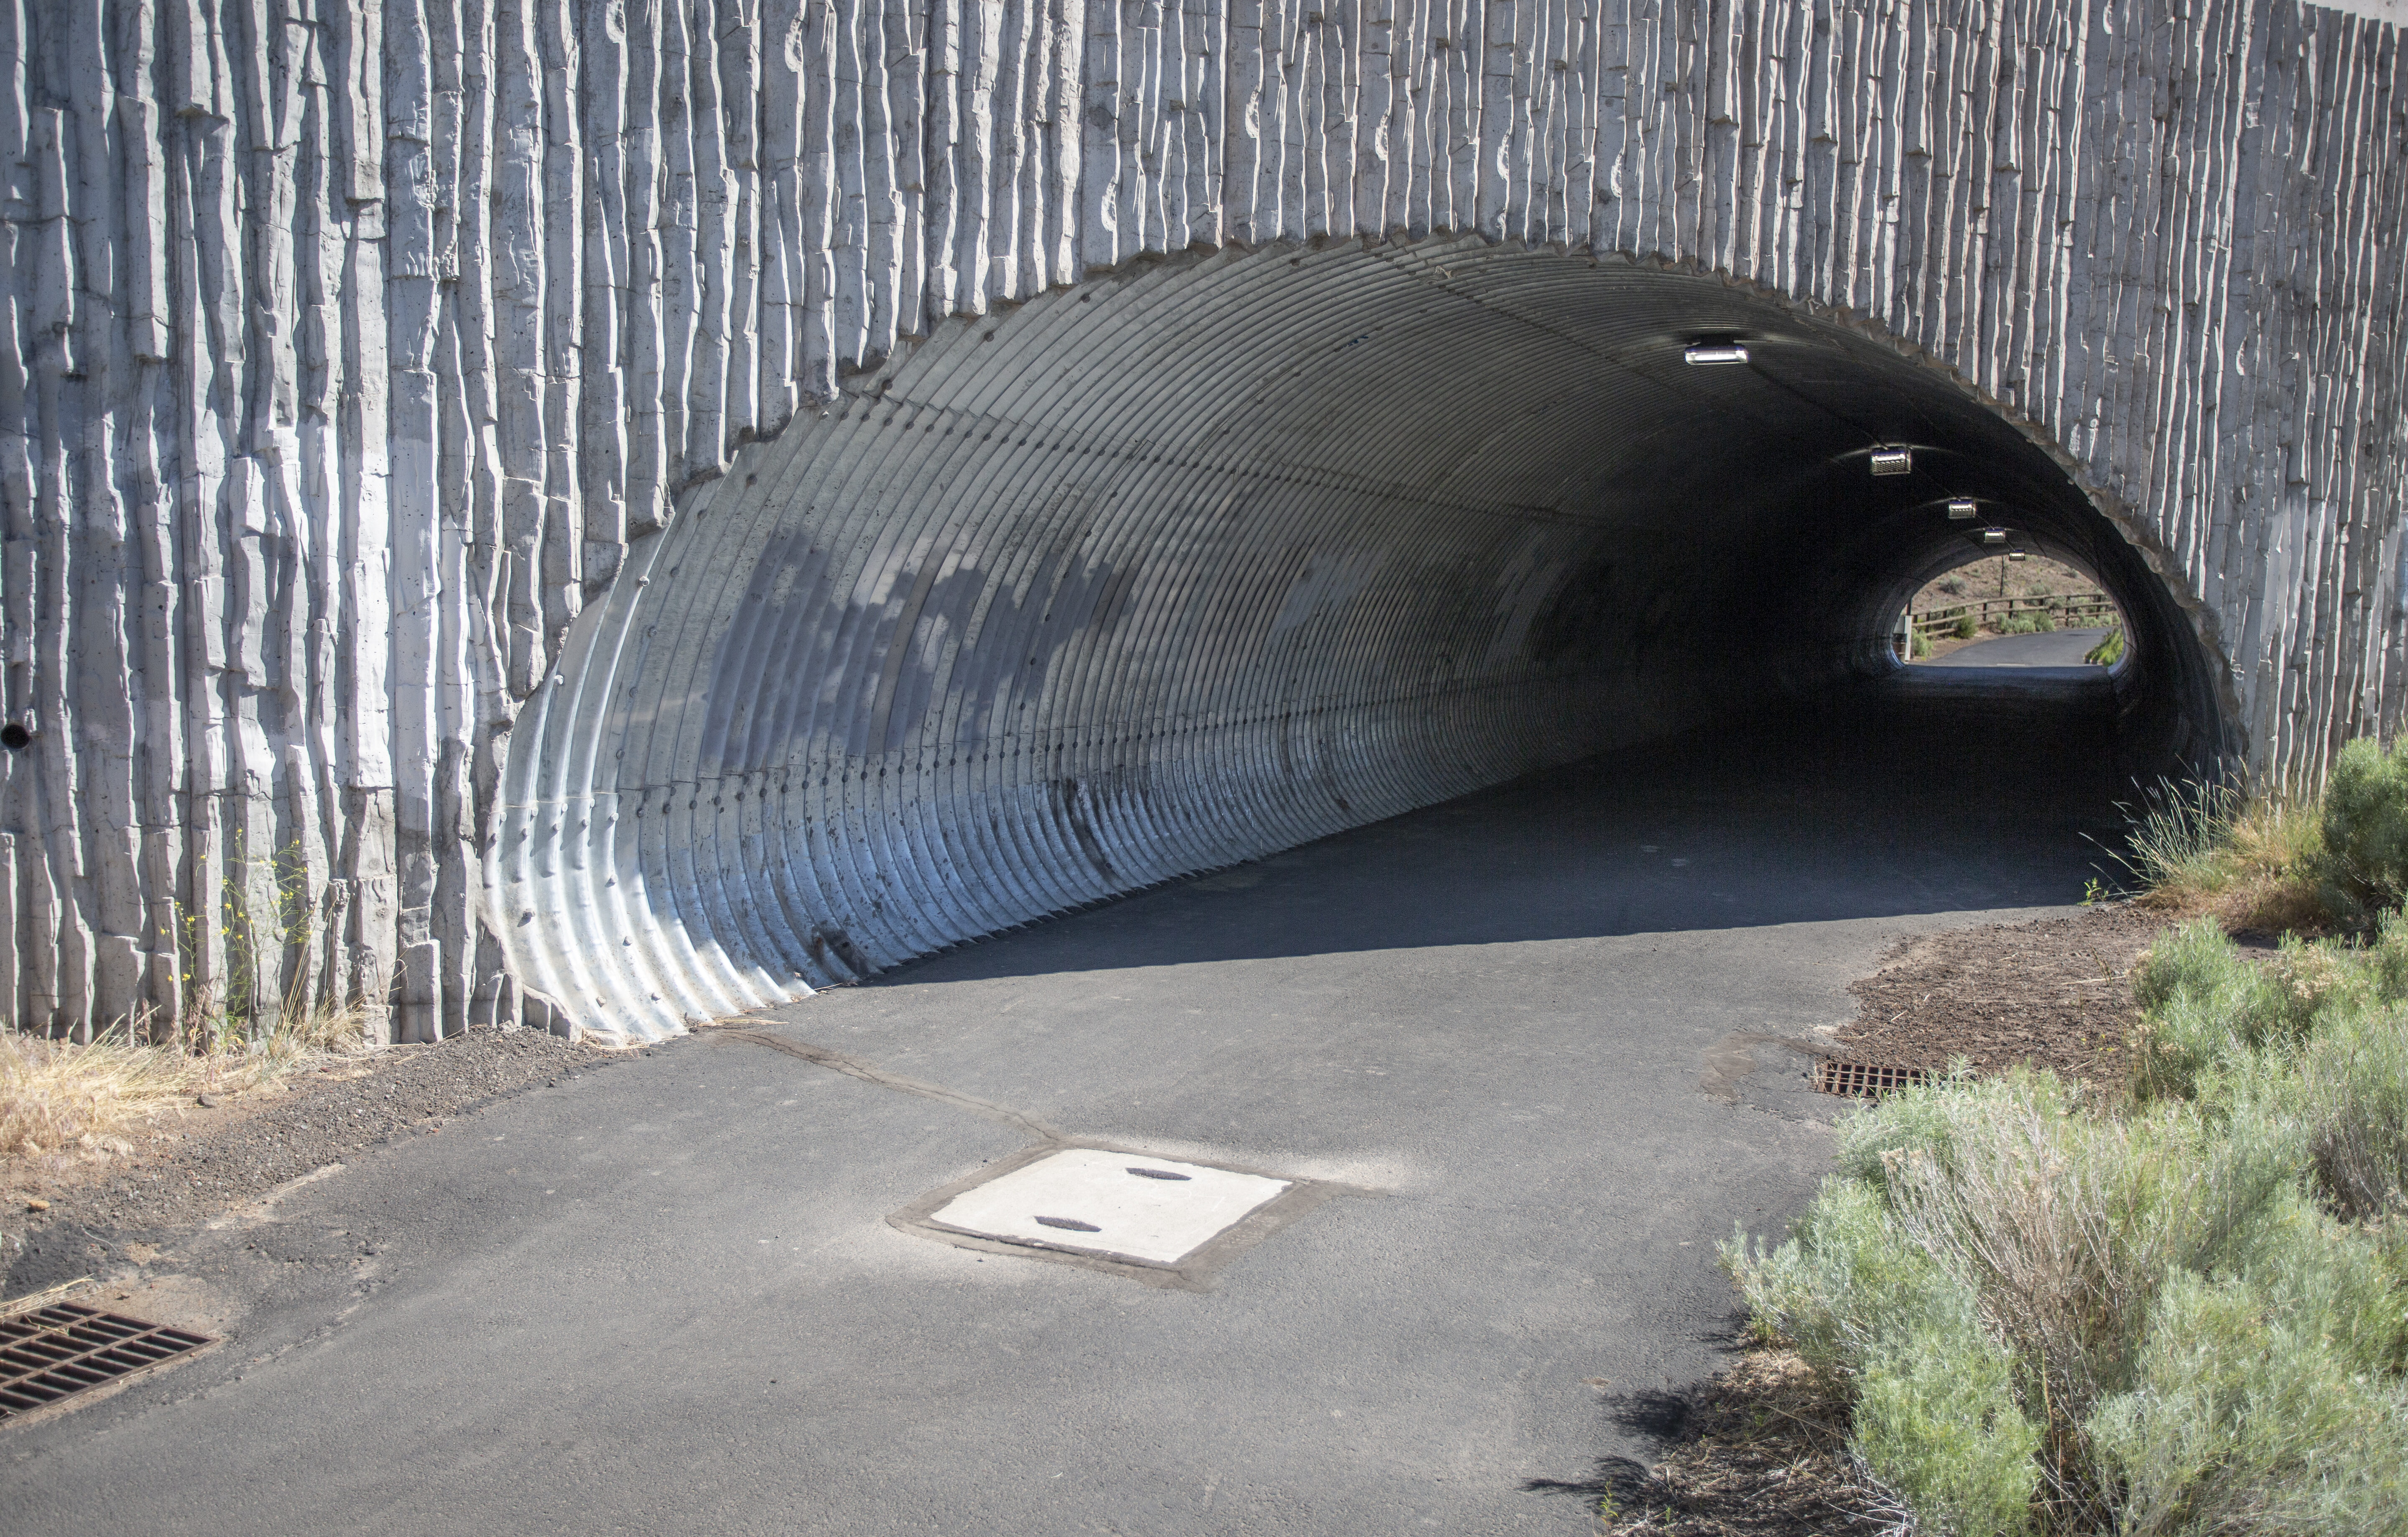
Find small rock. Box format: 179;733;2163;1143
25;1197;48;1212
197;1093;218;1108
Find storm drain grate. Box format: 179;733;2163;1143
0;1304;212;1420
1812;1059;1932;1098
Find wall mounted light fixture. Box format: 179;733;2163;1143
1946;498;1978;519
1981;527;2009;545
1682;342;1749;365
1869;448;1913;476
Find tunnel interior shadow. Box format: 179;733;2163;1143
507;242;2231;1038
861;673;2135;987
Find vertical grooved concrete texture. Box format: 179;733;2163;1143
2;0;2402;1039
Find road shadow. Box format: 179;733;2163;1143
860;671;2138;986
1522;1387;1703;1509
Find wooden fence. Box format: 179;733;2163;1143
1911;593;2119;639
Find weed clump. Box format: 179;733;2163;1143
1;1006;370;1166
0;1033;206;1160
2104;744;2408;934
2103;779;2327;932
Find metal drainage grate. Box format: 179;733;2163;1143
1813;1059;1932;1099
0;1304;212;1420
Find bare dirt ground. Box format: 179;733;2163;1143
2;1026;637;1297
1834;901;2169;1089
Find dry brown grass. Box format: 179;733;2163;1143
2123;791;2329;934
1;1003;370;1165
1596;1350;1913;1536
0;1033;211;1160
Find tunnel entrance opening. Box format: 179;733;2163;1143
493;237;2230;1038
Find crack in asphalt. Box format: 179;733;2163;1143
704;1026;1067;1144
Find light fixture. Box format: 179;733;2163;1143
1981;527;2009;545
2008;548;2029;562
1946;498;1978;520
1682;342;1749;365
1869;447;1913;477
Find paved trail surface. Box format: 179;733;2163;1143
7;676;2122;1535
1928;626;2112;667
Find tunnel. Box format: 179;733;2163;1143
489;237;2229;1039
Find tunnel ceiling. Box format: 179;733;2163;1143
490;238;2215;1037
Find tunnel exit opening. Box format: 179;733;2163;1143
1889;545;2132;672
493;237;2232;1037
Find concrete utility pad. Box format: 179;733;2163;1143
923;1147;1292;1265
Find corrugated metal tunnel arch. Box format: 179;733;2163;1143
488;237;2228;1039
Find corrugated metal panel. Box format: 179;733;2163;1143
485;240;2186;1037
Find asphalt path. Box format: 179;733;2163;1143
1927;626;2112;667
7;678;2126;1534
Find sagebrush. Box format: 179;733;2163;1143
1729;900;2408;1533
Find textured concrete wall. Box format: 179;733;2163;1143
3;0;2403;1040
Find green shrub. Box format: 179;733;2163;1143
1866;1079;2296;1424
2290;1003;2408;1229
2088;1213;2408;1536
2315;737;2408;919
2032;610;2056;632
1856;1312;2042;1537
2365;908;2408;1003
2129;921;2281;1100
2085;627;2126;665
1729;1066;2401;1537
2132;918;2408;1231
2000;612;2041;636
2129;921;2378;1103
1726;771;2408;1535
1728;1178;2043;1535
1955;613;1979;640
1910;627;1932;660
1732;1177;1952;1376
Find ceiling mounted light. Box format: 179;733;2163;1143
1869;447;1913;477
1981;527;2009;545
1946;498;1978;520
2008;548;2029;562
1682;342;1749;365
